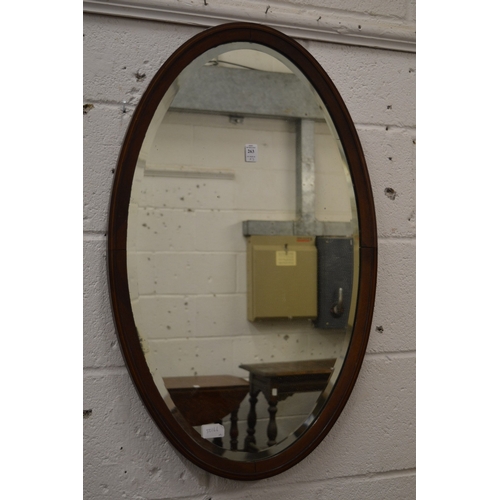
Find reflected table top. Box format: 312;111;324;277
239;359;336;449
239;359;336;399
163;375;249;427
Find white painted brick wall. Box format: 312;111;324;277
83;1;416;497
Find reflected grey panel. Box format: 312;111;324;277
296;119;316;234
315;237;354;329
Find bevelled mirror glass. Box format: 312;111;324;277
108;23;377;480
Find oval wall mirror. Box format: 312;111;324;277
108;22;377;480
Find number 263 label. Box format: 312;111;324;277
245;144;258;162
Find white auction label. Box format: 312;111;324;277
201;423;225;439
245;144;258;162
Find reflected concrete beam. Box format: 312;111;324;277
242;220;353;237
170;65;325;120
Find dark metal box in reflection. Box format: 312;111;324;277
315;237;354;329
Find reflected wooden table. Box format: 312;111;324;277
239;359;336;449
163;375;249;450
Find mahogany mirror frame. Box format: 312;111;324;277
107;22;377;480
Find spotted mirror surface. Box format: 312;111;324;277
108;23;377;480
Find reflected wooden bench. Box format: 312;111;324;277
163;375;249;450
239;359;336;450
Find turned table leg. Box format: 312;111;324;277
244;389;260;451
266;398;278;447
230;409;239;451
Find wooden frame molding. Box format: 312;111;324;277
107;22;378;480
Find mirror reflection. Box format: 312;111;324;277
126;43;359;455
